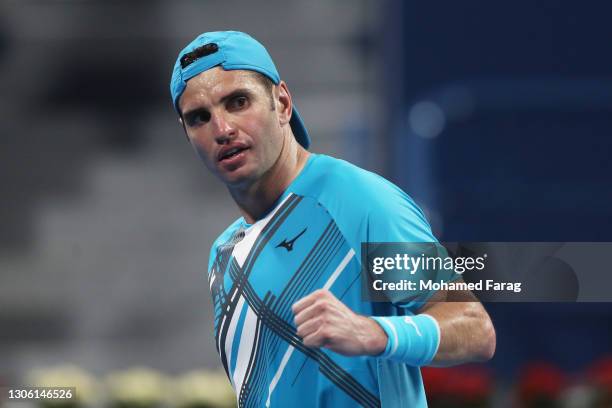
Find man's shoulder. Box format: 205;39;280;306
302;154;404;202
315;157;436;254
294;154;432;240
309;154;383;181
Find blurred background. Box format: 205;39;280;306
1;0;611;407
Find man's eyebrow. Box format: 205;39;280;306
182;88;255;119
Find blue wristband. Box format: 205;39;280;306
371;314;441;366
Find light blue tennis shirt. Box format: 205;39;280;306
207;154;446;407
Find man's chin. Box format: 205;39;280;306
218;169;257;189
216;159;268;190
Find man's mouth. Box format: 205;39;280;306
218;146;248;162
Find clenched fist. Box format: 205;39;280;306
291;289;388;356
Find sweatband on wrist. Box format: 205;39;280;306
370;314;441;366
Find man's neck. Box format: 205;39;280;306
229;140;310;224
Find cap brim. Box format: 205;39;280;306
290;106;311;149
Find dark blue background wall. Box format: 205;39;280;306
382;1;612;379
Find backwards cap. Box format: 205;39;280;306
170;30;310;149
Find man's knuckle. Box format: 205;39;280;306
319;329;332;342
306;336;319;347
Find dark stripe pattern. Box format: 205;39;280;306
209;193;380;407
212;195;302;380
229;261;380;408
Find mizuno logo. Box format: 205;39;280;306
276;228;307;252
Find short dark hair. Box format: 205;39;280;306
248;71;276;110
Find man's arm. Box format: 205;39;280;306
418;287;496;366
292;287;495;366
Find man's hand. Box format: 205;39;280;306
291;289;387;356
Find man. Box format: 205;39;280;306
170;31;495;407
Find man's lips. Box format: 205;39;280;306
217;148;249;171
217;144;249;162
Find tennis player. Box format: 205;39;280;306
170;31;495;408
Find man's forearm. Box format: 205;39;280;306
421;301;496;366
368;291;496;367
293;288;496;367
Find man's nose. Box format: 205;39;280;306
211;111;237;144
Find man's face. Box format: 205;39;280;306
179;67;285;188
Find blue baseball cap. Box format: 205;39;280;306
170;31;310;149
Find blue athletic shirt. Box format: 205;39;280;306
207;153;449;407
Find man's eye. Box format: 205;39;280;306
191;111;210;125
229;96;248;110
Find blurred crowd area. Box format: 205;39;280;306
422;357;612;408
1;0;612;407
0;0;380;382
0;365;235;408
1;359;611;408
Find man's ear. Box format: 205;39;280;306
276;81;293;126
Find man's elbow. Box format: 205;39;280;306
475;316;496;362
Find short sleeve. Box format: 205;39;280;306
365;180;458;311
366;183;436;244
